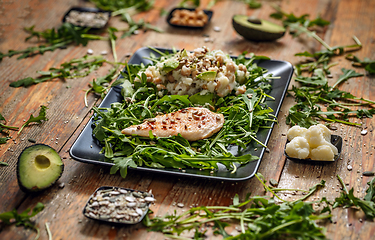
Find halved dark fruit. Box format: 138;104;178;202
17;144;64;192
232;15;286;41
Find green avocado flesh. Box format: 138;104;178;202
17;144;64;192
232;15;285;41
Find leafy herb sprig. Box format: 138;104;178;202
333;175;375;220
0;113;18;144
18;105;48;135
144;174;375;239
9;55;109;88
271;9;375;128
346;54;375;74
143;173;331;239
92;49;276;178
118;13;163;39
0;23;107;62
90;0;153;14
0;202;45;239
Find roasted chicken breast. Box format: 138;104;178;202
121;107;224;141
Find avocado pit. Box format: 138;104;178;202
35;155;51;169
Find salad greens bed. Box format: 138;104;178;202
91;48;278;178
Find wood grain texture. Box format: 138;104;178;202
1;0;375;239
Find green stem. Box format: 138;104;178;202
255;173;286;202
258;218;303;239
0;123;18;130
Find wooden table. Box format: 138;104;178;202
1;0;374;239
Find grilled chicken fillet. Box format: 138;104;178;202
121;107;224;141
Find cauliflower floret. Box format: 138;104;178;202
309;144;335;161
287;126;309;141
309;124;331;142
285;137;310;159
306;126;327;148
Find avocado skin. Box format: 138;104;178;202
17;144;64;193
232;15;285;41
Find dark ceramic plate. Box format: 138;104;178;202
62;7;111;30
83;186;154;224
284;135;343;162
69;47;294;181
167;7;213;29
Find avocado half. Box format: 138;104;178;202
232;15;285;41
17;144;64;192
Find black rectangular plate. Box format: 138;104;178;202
70;47;294;181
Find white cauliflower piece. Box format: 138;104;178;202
285;137;310;159
310;124;331;142
286;124;338;160
309;144;335;161
306;126;327;148
287;126;309;141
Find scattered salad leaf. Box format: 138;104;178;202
108;27;118;62
364;177;375;202
119;13;163;39
0;113;18;144
159;8;168;17
18;106;48;135
346;54;375;74
9;55;108;88
332;68;364;89
243;0;262;9
272;9;373;128
178;0;200;8
90;0;153;14
0;202;44;236
143;173;331;239
0;23;107;61
334;175;375;220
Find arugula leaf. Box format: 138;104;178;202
334;175;375;220
0;112;18;144
118;13;163;39
364;177;375;202
243;0;262;9
274;10;373;128
0;23;108;61
332;68;364;89
18;105;48;135
346;54;375;74
0;202;44;234
108;27;118;62
178;0;200;8
295;68;327;86
90;0;153;13
10;55;107;88
144;174;331;239
0;113;18;132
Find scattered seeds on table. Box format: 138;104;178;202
269;179;278;187
84;187;154;224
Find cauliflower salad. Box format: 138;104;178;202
285;124;338;161
135;46;248;98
